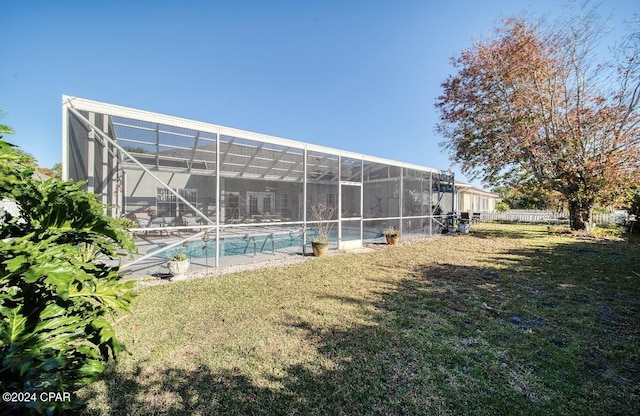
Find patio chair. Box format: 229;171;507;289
134;216;152;236
136;217;152;228
182;216;200;231
150;217;171;236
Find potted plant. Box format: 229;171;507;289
310;205;335;257
383;226;400;245
311;235;330;257
167;251;190;281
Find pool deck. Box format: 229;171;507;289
114;227;345;281
117;232;310;281
114;228;435;283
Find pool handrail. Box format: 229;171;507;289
243;236;257;257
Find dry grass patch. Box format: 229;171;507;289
79;223;640;415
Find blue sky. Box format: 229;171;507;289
2;0;637;188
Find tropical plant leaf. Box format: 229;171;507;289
0;130;137;412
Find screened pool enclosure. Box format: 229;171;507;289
62;96;454;273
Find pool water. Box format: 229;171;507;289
156;231;303;259
155;229;383;259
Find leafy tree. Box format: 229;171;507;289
0;125;13;135
627;187;640;233
122;145;149;154
436;5;640;230
51;162;62;179
37;163;62;179
495;200;510;212
0;110;14;137
0;130;136;413
493;183;567;212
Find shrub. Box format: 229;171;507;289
171;252;188;261
590;225;623;239
495;201;510;212
383;226;400;237
310;205;335;243
115;217;138;230
547;226;573;234
0;136;136;414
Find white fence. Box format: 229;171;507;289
479;210;619;225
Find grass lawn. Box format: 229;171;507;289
80;223;640;415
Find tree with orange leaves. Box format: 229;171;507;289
436;6;639;231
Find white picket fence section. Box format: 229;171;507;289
479;210;618;225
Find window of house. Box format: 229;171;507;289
156;188;197;217
249;195;259;216
226;193;240;220
480;197;488;211
246;192;275;216
263;195;272;213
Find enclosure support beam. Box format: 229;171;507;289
61;102;69;180
101;113;110;208
337;156;342;246
302;147;307;255
215;131;221;268
87;112;95;193
429;172;433;235
399;167;404;237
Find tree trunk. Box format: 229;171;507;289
568;199;591;231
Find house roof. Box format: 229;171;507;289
454;182;498;197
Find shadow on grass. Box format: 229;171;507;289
82;232;640;415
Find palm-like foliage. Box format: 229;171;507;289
0;133;136;414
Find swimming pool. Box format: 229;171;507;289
155;228;383;259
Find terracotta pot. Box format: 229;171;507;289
385;234;400;245
311;241;329;257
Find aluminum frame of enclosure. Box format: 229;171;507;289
62;95;455;270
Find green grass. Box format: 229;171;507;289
80;223;640;415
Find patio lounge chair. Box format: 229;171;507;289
182;215;200;231
133;213;152;235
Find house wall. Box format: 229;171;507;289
222;178;303;222
122;168;308;222
122;168;216;213
456;189;497;213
